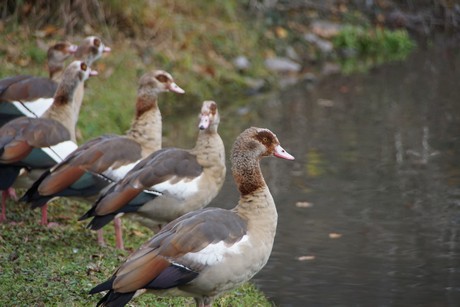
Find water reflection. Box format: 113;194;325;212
167;42;460;306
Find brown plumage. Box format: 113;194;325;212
0;61;97;224
80;101;226;250
0;42;77;118
21;70;184;246
0;36;109;125
89;127;294;307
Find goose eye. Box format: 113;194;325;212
263;137;269;143
81;62;88;71
94;38;101;47
156;74;169;83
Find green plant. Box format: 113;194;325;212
333;25;415;74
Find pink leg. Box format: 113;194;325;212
7;188;18;201
1;191;7;222
40;204;48;226
97;229;106;247
114;217;124;250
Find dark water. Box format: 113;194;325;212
203;42;460;306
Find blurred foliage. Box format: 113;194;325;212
333;26;415;56
0;0;275;106
333;26;416;74
0;0;278;142
306;149;325;178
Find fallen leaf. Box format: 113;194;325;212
275;26;288;38
329;232;342;239
297;255;315;261
317;98;334;107
132;230;145;237
296;201;313;208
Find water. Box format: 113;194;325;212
201;41;460;306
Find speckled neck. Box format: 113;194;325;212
231;148;266;196
126;95;162;157
42;72;82;142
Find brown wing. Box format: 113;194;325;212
0;76;57;102
111;207;247;293
0;117;70;164
38;135;142;195
93;148;203;216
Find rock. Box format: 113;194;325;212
304;32;333;54
265;57;301;73
233;55;251;70
243;77;266;94
286;46;301;62
321;62;341;75
310;20;343;38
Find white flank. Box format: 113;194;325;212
184;235;249;266
42;140;78;163
13;97;54;118
153;175;202;199
104;161;140;181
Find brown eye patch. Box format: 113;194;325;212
81;62;88;71
255;130;275;146
55;43;67;51
209;102;217;115
94;38;101;47
156;74;169;83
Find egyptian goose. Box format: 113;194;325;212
74;36;111;66
80;100;226;249
89;127;294;306
0;61;97;224
0;36;109;207
22;70;184;246
0;36;110;124
0;41;78;123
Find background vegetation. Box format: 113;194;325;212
0;0;456;305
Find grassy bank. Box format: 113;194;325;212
0;198;272;306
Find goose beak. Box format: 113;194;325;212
103;46;111;53
89;69;99;77
273;144;294;160
69;44;79;53
198;115;210;130
169;82;185;94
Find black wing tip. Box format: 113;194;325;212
78;210;92;221
95;291;136;307
90;276;136;306
89;276;115;294
85;214;116;230
30;197;52;209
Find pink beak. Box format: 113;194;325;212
103;46;111;53
169;82;185;94
273;144;294;160
89;69;99;77
69;44;79;53
198;115;210;130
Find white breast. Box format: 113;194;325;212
183;235;250;266
41;140;79;163
153;175;203;200
12;97;54;118
104;161;141;181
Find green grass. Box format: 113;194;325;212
0;197;273;306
